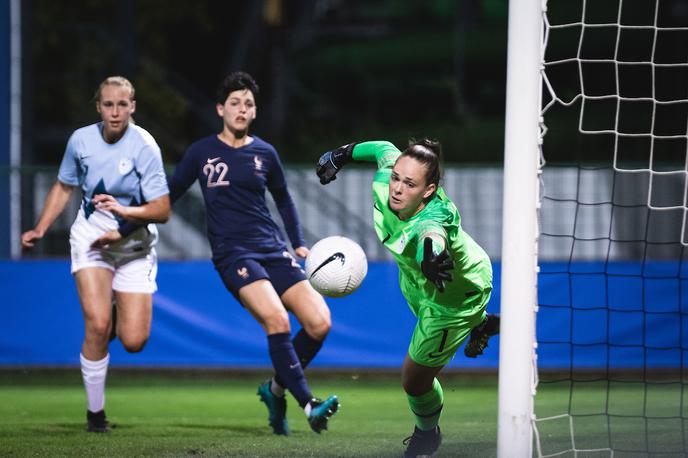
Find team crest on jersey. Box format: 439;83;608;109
118;158;133;175
398;234;407;250
237;267;249;279
253;155;263;171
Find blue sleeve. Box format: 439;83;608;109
267;150;306;249
120;147;197;238
118;221;140;237
271;185;306;249
57;133;81;186
118;167;173;237
169;146;200;204
137;144;169;202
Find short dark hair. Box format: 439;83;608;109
215;71;260;105
401;138;443;187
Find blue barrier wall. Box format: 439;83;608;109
1;260;683;368
537;261;686;369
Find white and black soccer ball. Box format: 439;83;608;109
305;236;368;298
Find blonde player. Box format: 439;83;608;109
21;76;170;432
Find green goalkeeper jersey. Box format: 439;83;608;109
352;140;493;317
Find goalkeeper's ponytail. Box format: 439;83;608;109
402;138;443;188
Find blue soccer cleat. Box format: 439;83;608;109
257;380;289;435
307;395;339;433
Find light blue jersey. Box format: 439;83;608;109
58;122;168;223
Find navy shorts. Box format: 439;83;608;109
215;251;307;303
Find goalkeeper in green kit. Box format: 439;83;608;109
317;139;499;458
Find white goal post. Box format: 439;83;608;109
497;0;543;457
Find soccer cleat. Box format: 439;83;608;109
402;426;442;458
86;410;110;433
257;380;289;435
464;313;500;358
307;395;339;433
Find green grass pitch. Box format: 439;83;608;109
0;370;499;457
2;370;683;456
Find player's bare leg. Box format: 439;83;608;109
75;267;114;432
113;291;152;353
281;280;331;341
241;280;291;334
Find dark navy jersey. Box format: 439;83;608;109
169;135;305;264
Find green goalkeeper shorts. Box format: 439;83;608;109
408;289;491;367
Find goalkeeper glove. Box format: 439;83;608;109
421;237;454;293
316;142;357;185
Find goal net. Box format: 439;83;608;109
533;1;688;456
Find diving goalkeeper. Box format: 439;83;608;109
316;139;499;458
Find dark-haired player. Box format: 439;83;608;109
317;139;499;457
105;72;338;435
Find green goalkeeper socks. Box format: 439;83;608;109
407;378;444;431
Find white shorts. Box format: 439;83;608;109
69;208;159;293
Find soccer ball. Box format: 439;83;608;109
305;236;368;298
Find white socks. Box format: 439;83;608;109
271;377;314;416
80;353;109;413
270;377;286;398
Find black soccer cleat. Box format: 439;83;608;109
464;313;500;358
403;426;442;458
86;410;110;433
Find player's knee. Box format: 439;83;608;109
263;310;291;334
120;335;148;353
86;318;112;342
305;316;331;340
402;373;434;397
402;378;423;397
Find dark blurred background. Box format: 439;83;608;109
23;0;688;168
9;0;688;261
24;0;509;166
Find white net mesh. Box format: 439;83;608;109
535;1;688;456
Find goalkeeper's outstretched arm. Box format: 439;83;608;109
316;141;401;184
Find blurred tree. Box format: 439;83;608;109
26;0;509;166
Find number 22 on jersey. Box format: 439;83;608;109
204;157;230;187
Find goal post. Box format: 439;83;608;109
497;0;543;456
